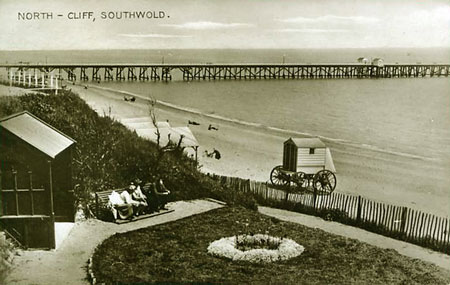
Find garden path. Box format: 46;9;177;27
5;199;224;285
258;206;450;270
5;202;449;285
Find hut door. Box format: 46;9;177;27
0;167;48;216
283;143;298;172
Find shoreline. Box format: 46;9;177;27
82;84;438;163
68;83;450;218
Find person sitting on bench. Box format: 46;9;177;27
154;177;171;211
108;190;133;221
143;177;171;212
132;178;148;214
121;184;147;216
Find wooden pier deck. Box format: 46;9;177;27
2;62;449;82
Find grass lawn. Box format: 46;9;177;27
92;207;450;284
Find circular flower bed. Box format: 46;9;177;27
207;234;304;263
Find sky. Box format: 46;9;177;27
0;0;449;50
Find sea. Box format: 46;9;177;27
1;48;449;166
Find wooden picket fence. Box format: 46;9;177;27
209;174;450;254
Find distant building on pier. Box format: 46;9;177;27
372;58;384;67
357;57;369;64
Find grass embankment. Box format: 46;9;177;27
92;206;450;284
0;90;256;215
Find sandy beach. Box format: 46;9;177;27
69;83;449;218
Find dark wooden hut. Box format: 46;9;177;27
0;111;76;248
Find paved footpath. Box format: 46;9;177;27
258;206;450;270
6;202;449;285
5;200;223;285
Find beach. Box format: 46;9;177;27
70;83;450;218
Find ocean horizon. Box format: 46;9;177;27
1;47;450;64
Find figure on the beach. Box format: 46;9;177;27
205;148;221;160
213;149;221;159
123;96;136;102
205;150;213;158
188;120;200;125
208;124;219;131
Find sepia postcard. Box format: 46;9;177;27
0;0;449;284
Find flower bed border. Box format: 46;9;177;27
207;234;304;263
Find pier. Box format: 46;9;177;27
1;63;449;84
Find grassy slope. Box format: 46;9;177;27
92;207;450;284
0;90;256;212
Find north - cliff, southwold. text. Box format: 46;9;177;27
18;11;168;21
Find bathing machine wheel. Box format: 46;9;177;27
270;165;291;187
313;170;337;194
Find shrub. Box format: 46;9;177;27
317;208;349;222
0;232;15;284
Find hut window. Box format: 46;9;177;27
309;148;315;154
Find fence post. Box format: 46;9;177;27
313;187;317;209
265;182;269;200
400;207;408;236
356;196;362;222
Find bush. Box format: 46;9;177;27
317;208;349;222
0;232;15;284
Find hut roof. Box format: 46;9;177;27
286;138;325;148
135;126;199;148
119;117;170;129
0;111;76;159
120;118;199;149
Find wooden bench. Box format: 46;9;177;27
95;188;125;215
95;188;174;224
